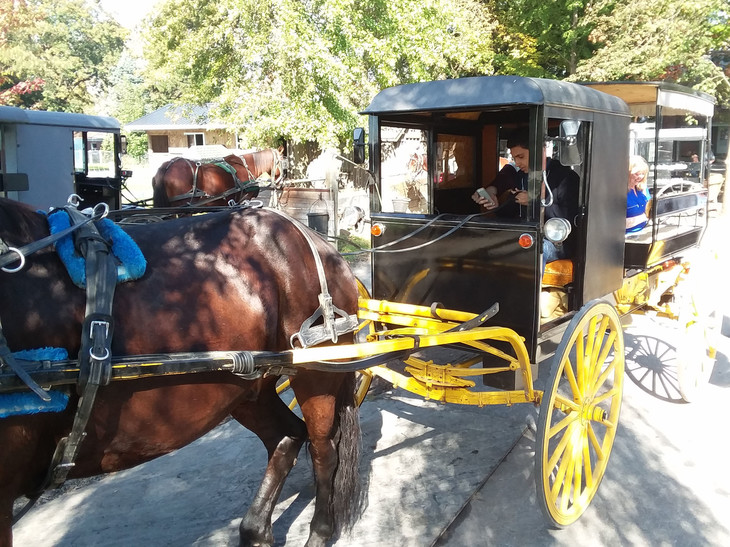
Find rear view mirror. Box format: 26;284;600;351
558;121;583;166
353;128;366;164
120;134;128;155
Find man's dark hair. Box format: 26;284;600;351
506;127;530;150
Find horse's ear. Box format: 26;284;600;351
277;145;284;154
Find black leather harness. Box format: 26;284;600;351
0;200;117;506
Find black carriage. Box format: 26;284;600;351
356;76;716;395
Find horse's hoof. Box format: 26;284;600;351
239;530;273;547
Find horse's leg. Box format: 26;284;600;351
293;371;359;547
231;378;307;547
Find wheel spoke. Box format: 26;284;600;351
548;408;580;439
547;420;575;473
591;359;618;397
589;315;611;371
563;356;582;400
589;330;616;394
576;334;585;395
591;385;620;406
586;422;605;462
582;316;600;391
550;440;572;500
561;447;576;511
573;431;585;501
582;433;594;490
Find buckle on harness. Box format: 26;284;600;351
89;320;111;362
290;293;359;348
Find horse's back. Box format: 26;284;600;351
116;208;357;353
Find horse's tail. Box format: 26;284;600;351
332;371;364;534
151;163;172;207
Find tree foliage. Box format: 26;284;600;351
0;0;126;112
571;0;730;105
142;0;497;147
487;0;596;77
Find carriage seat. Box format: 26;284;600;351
541;259;573;322
542;259;574;287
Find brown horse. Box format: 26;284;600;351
151;148;284;207
0;198;360;547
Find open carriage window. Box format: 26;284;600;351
434;134;475;189
432;132;479;214
379;126;429;213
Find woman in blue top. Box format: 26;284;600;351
626;155;649;233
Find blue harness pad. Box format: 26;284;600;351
0;348;70;418
47;210;147;288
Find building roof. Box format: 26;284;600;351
125;104;227;131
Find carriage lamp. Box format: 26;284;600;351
544;217;572;244
518;233;534;249
371;222;386;237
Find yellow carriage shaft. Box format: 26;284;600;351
5;298;540;409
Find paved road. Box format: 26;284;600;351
438;316;730;547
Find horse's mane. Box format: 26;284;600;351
0;198;47;245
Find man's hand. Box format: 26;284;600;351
511;188;528;206
472;187;498;210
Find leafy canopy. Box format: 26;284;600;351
0;0;126;112
143;0;497;147
571;0;730;104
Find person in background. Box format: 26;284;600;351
626;155;650;233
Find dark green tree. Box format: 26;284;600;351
572;0;730;105
486;0;596;77
142;0;498;147
0;0;126;112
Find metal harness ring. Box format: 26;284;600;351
1;247;25;273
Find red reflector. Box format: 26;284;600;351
518;233;534;248
371;223;384;237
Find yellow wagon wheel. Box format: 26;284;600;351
535;299;625;527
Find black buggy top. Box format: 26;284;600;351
357;75;713;365
362;75;629;116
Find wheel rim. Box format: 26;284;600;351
536;300;625;526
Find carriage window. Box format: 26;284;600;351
434;134;475;189
86;132;116;178
379;126;429;213
186;133;205;147
73;131;86;173
150;135;169;153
